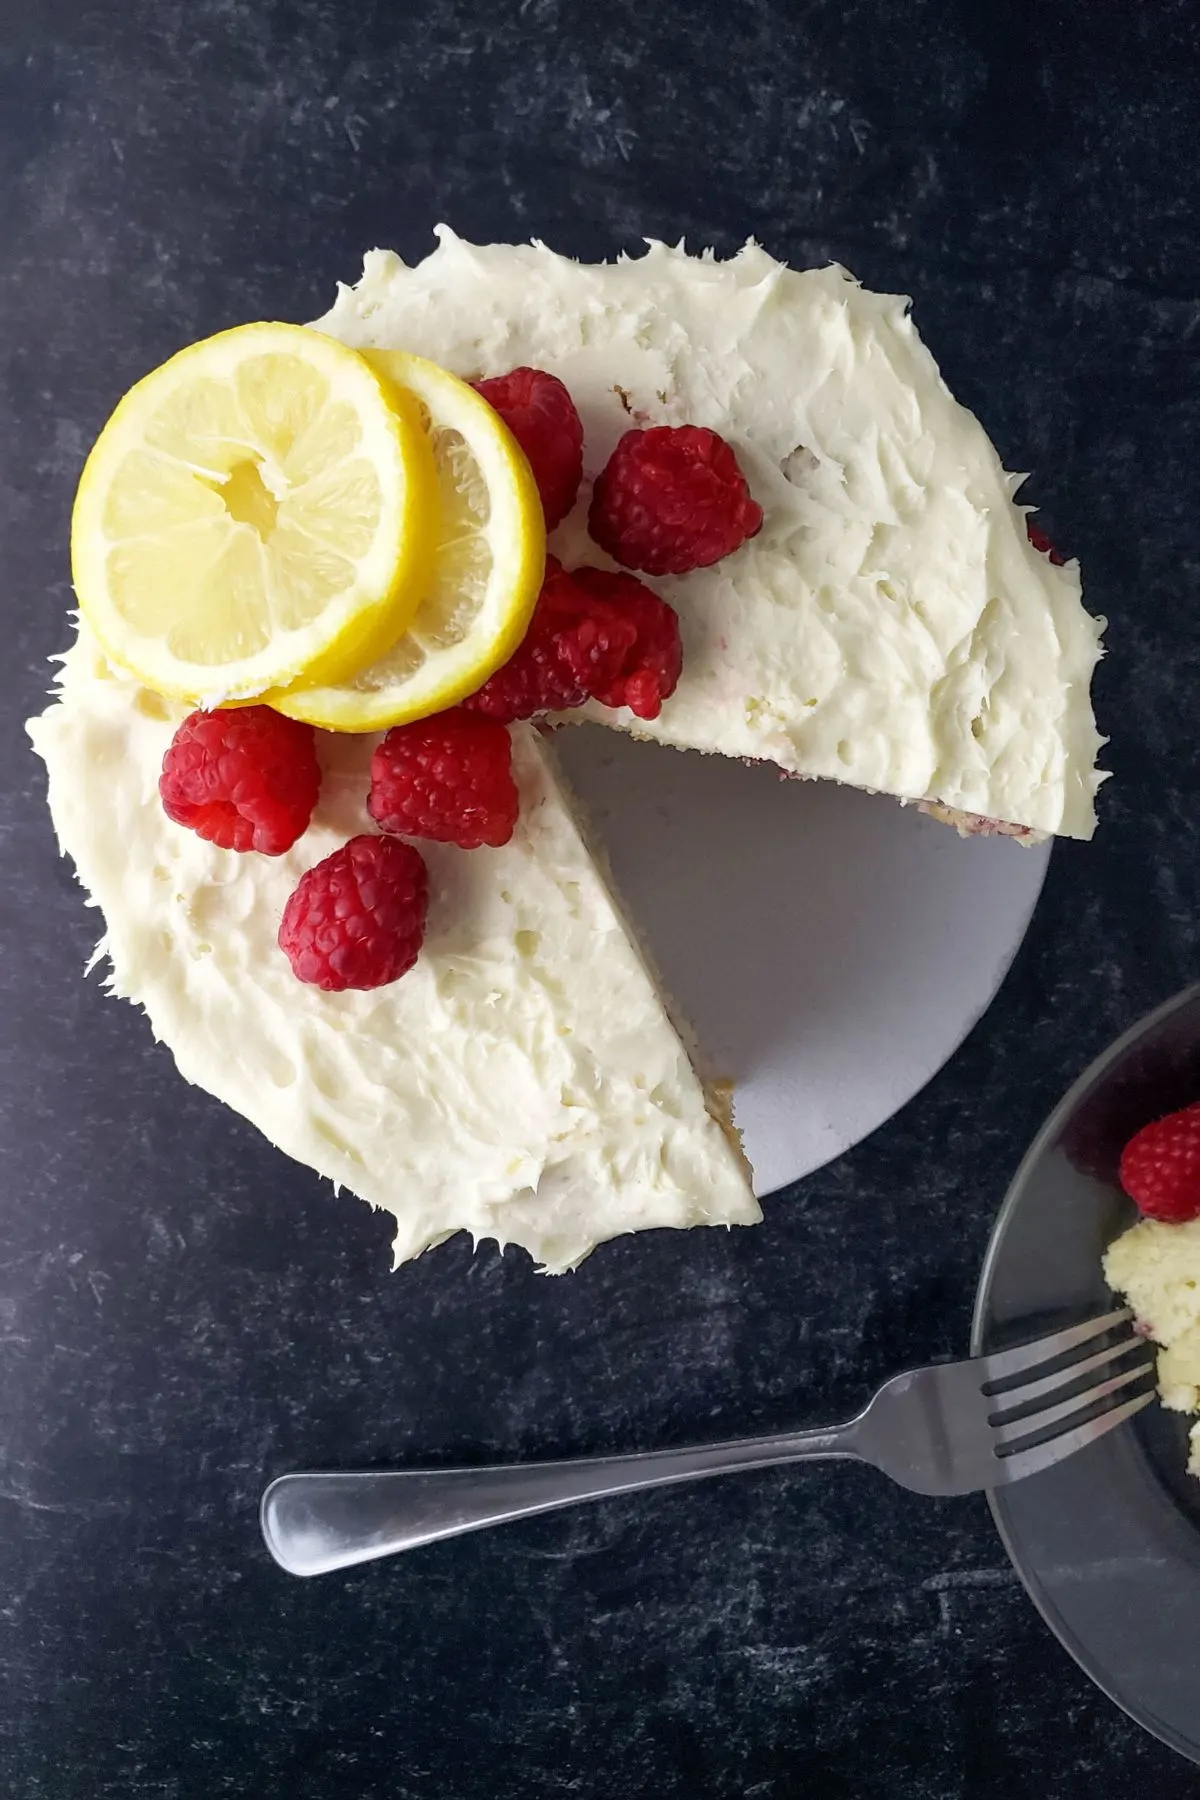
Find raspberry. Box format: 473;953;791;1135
1026;518;1067;565
160;705;321;855
1119;1103;1200;1223
589;425;763;575
368;709;519;850
464;557;683;724
279;834;428;991
566;566;682;720
473;367;584;529
463;558;595;722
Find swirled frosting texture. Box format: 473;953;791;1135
29;633;759;1273
319;230;1105;837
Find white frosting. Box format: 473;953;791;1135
29;632;759;1273
318;229;1105;838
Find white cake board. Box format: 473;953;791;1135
552;726;1051;1195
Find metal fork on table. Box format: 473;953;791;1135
261;1307;1154;1577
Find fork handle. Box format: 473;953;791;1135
261;1425;861;1576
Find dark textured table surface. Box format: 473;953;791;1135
4;2;1200;1794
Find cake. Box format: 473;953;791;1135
1105;1218;1200;1475
29;231;1107;1272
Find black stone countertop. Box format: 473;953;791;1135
3;3;1200;1794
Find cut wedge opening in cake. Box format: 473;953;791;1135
29;231;1106;1273
536;723;753;1186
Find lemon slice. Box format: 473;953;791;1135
70;323;438;704
268;351;546;732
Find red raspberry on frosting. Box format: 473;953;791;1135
278;834;428;991
159;705;321;856
463;558;600;722
588;425;763;576
473;367;584;529
369;709;519;850
463;557;682;724
565;566;682;720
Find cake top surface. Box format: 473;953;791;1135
318;228;1106;838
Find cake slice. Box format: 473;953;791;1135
29;632;758;1273
1105;1218;1200;1476
319;230;1105;840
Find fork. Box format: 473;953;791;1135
261;1307;1154;1576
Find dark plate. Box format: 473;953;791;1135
971;983;1200;1763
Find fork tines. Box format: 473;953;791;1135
984;1307;1157;1482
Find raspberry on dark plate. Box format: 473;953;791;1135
588;425;763;576
159;705;321;855
369;709;519;850
473;367;584;529
278;834;429;991
1120;1103;1200;1224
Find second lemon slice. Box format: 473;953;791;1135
71;323;438;705
269;352;546;732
